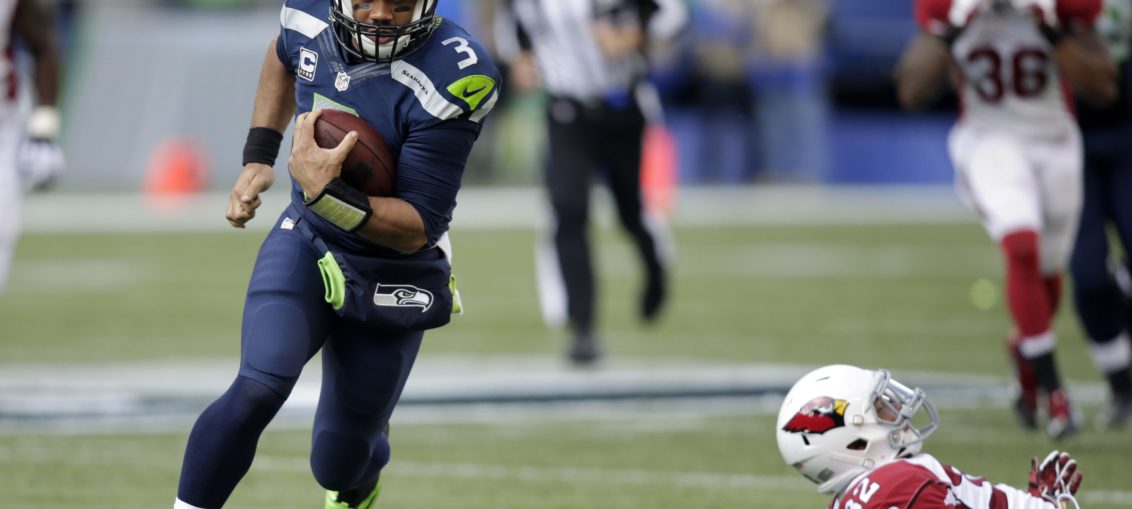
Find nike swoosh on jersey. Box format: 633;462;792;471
446;75;497;112
462;86;487;98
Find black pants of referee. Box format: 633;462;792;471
544;96;666;337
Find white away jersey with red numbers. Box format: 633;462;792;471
915;0;1102;136
828;454;1061;509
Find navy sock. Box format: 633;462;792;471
1030;353;1062;393
177;376;286;508
1108;366;1132;398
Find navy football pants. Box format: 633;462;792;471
178;212;422;508
1071;134;1132;350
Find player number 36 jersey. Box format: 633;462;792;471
916;0;1103;136
829;454;1063;509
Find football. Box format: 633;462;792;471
313;109;396;197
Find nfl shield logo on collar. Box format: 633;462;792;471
335;72;351;92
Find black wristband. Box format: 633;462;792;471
305;178;373;232
242;127;284;167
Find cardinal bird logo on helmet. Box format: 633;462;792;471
782;397;848;434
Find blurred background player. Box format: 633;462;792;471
896;0;1117;439
496;0;687;365
749;0;831;183
777;364;1085;508
173;1;498;508
0;0;64;294
1069;0;1132;430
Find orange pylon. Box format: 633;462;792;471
143;138;209;209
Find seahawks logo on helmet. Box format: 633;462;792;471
782;397;848;435
374;284;434;312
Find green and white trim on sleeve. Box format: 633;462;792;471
391;60;497;123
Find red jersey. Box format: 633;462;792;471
828;454;1060;509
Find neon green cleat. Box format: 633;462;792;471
324;479;381;509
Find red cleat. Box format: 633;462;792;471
1046;389;1079;440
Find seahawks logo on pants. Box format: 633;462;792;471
374;284;433;312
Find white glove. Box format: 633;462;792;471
18;106;64;191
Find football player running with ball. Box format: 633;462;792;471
896;0;1117;440
173;1;500;508
778;365;1086;509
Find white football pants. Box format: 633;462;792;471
949;121;1083;274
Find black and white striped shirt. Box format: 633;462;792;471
497;0;687;103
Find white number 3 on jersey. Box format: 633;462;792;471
442;37;478;70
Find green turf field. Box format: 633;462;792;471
1;219;1130;508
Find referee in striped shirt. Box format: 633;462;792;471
498;0;687;364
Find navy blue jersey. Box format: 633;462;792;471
277;1;500;255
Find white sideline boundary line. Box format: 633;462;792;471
22;186;970;233
0;357;1108;435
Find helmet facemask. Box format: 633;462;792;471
871;369;940;451
330;0;439;64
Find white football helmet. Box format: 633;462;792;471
330;0;439;63
776;365;940;495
